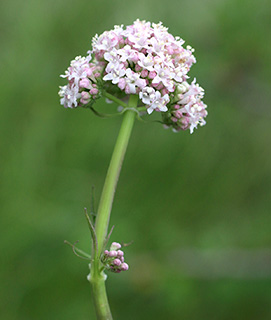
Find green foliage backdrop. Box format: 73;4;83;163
1;0;271;319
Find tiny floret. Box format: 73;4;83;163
59;20;207;134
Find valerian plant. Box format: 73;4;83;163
59;19;207;320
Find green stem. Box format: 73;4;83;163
91;275;113;320
90;94;138;320
103;91;129;109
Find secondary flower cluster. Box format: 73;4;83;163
59;55;102;108
59;19;207;133
102;242;129;273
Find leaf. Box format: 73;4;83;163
64;240;91;260
84;208;98;254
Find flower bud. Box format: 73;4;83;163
116;250;124;257
148;71;156;79
135;64;142;72
113;259;122;266
108;250;118;257
141;69;148;78
110;242;122;251
118;78;126;90
121;263;129;271
176;83;187;94
90;88;99;95
79;78;91;89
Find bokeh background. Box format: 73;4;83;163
1;0;271;319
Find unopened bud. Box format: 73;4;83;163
113;259;122;266
121;263;129;271
79;78;91;89
109;250;118;257
110;242;122;251
117;250;124;257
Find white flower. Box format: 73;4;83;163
153;64;174;92
137;53;155;71
92;31;119;52
139;87;156;105
124;68;146;94
60;55;91;88
147;91;169;114
103;63;126;84
59;84;81;108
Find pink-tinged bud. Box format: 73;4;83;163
118;37;125;45
135;64;142;72
130;52;139;62
79;78;91;89
161;88;169;96
121;263;129;271
104;250;109;255
94;72;101;78
141;48;147;55
141;69;148;78
110;242;122;251
109;250;118;257
80;98;90;105
156;83;164;90
113;259;122;266
95;51;105;60
80;91;91;104
125;86;132;94
148;71;156;79
86;68;93;77
166;45;174;55
90;88;99;95
174;104;180;110
174;110;183;119
180;117;190;130
81;91;90;100
171;117;178;122
118;78;126;90
117;250;124;257
181;117;190;125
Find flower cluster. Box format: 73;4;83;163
163;79;207;133
59;19;207;133
102;242;129;273
59;55;101;108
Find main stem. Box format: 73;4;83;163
90;94;138;320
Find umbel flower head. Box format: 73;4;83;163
59;19;207;134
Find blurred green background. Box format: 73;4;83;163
1;0;271;319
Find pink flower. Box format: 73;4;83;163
123;69;146;94
59;85;81;108
103;63;126;84
59;20;207;133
